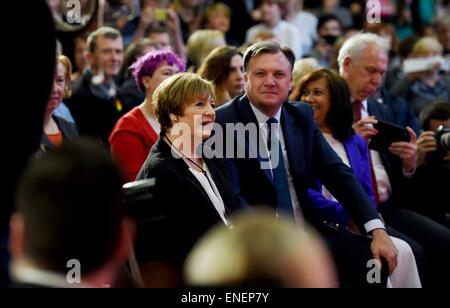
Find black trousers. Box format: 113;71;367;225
318;224;389;288
379;200;450;287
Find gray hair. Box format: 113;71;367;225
337;32;389;74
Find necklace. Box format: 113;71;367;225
164;135;206;173
165;135;220;204
165;135;232;225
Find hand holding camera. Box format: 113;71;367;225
417;131;438;167
434;125;450;162
140;6;157;27
417;126;450;166
139;6;179;30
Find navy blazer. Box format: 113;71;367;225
135;135;238;264
379;86;421;136
307;134;377;229
367;98;410;203
215;95;379;231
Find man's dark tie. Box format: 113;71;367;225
353;100;380;205
266;117;295;217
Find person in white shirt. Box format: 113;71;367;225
245;0;303;60
283;0;318;55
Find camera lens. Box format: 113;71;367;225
435;125;450;152
439;132;450;151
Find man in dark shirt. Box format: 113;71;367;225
67;27;131;145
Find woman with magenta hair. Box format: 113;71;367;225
109;48;186;182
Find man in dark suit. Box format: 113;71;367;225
9;140;135;288
371;85;421;137
66;27;131;145
215;41;398;287
338;32;450;287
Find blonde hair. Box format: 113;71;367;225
292;58;321;90
153;72;216;134
187;30;226;71
184;208;337;287
58;55;73;97
411;37;443;57
251;31;277;44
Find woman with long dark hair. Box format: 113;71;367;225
290;68;422;288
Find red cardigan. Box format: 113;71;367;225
109;107;158;182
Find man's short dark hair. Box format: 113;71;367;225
317;14;342;33
419;101;450;131
243;41;295;73
15;139;125;274
87;26;122;53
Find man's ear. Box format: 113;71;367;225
86;51;94;66
141;76;152;91
342;57;352;74
9;213;25;259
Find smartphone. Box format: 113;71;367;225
154;8;167;21
369;120;411;153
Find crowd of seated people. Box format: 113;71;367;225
1;0;449;288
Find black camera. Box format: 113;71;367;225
123;178;160;221
427;125;450;164
435;125;450;153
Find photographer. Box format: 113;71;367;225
306;14;342;68
131;0;186;60
417;102;450;167
411;102;450;227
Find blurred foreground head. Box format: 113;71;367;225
184;208;338;288
10;139;133;287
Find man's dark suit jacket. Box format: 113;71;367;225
215;95;380;232
367;98;410;206
135;135;238;265
66;70;131;145
379;86;421;136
